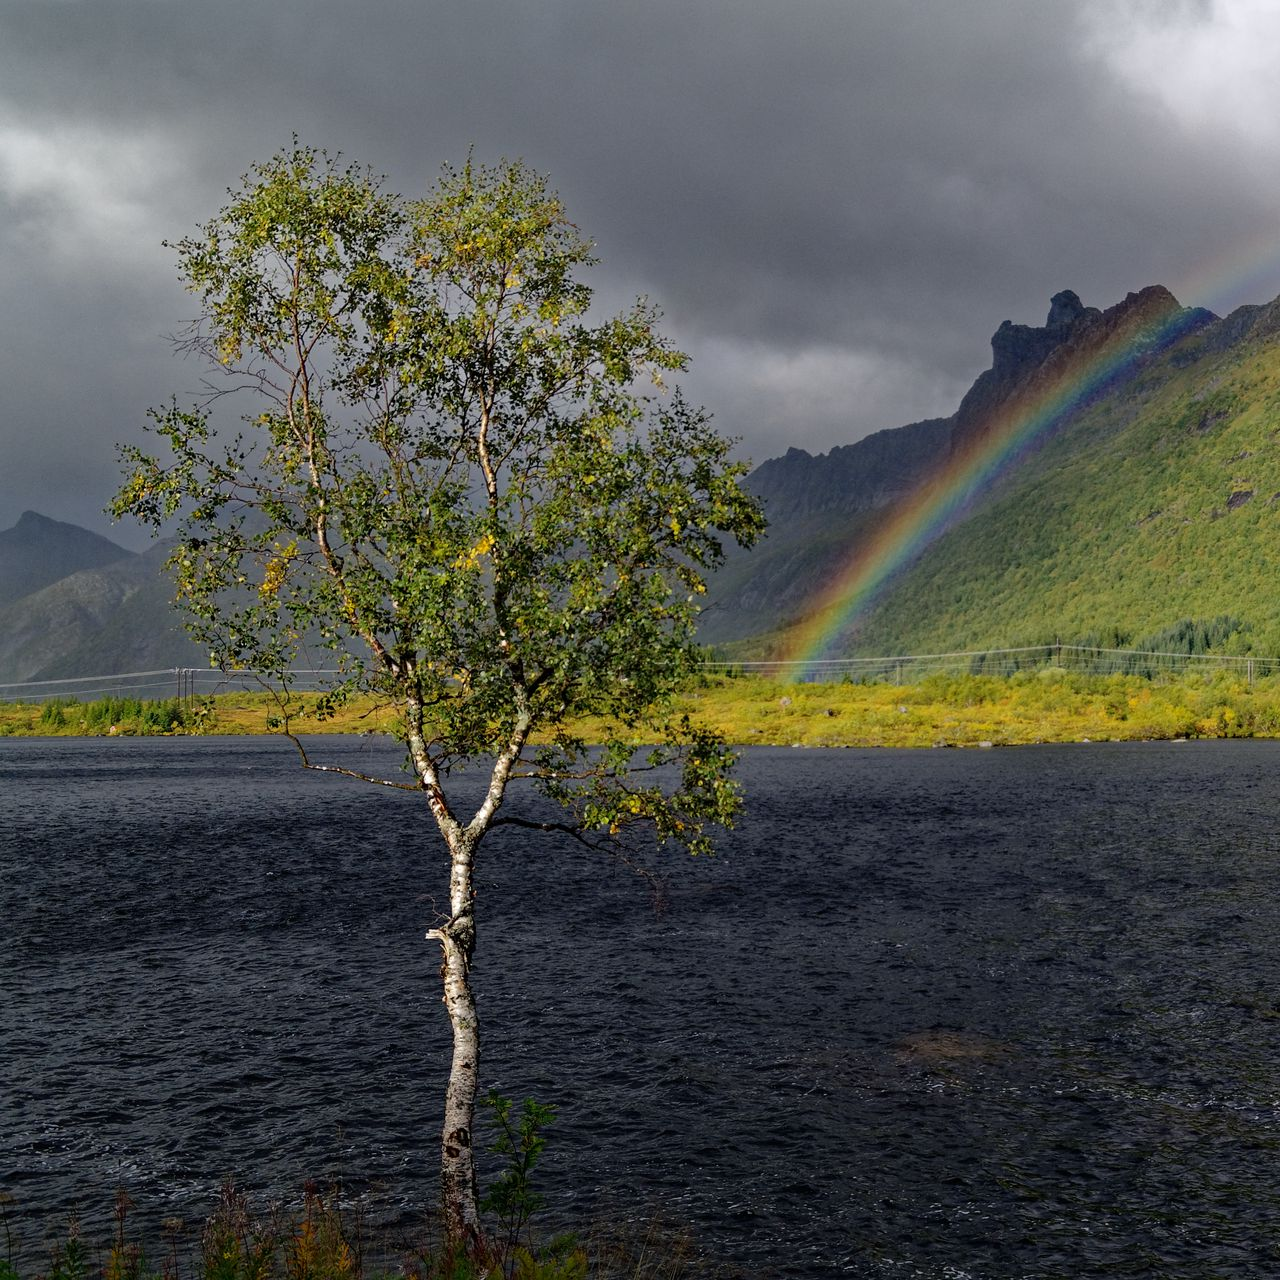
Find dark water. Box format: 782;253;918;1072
5;737;1280;1277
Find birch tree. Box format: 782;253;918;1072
112;146;764;1247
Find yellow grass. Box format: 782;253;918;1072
669;671;1267;747
5;668;1280;747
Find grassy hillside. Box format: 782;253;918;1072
800;299;1280;658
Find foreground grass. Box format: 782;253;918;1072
0;1184;739;1280
4;669;1279;747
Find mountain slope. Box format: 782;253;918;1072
699;416;950;643
729;287;1280;660
0;511;134;605
845;293;1280;657
0;537;206;684
705;287;1214;649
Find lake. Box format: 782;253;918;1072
5;736;1280;1277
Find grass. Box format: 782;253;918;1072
671;668;1279;747
0;692;388;738
4;669;1280;748
0;1185;743;1280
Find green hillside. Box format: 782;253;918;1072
760;295;1280;660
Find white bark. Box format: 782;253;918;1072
411;693;531;1248
427;841;481;1244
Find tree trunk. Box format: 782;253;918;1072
433;844;482;1247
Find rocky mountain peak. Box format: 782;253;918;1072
1047;289;1086;328
951;286;1215;456
1115;284;1183;326
968;291;1095;420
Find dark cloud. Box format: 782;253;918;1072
2;0;1278;536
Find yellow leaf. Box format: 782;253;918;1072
259;541;298;600
452;531;495;570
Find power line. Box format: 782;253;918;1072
0;667;348;703
699;644;1280;681
1;646;1277;705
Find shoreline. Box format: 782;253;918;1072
3;669;1278;749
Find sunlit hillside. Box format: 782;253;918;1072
723;290;1280;662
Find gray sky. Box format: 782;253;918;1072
3;0;1280;545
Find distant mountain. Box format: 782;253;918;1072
697;416;951;643
711;284;1280;661
0;526;206;685
0;511;134;606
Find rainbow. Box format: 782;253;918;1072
778;292;1212;678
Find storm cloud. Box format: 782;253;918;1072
2;0;1279;540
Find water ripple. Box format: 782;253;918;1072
6;737;1280;1275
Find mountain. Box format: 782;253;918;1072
697;416;951;643
0;510;134;605
0;530;206;685
9;279;1280;684
714;285;1280;660
844;291;1280;657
